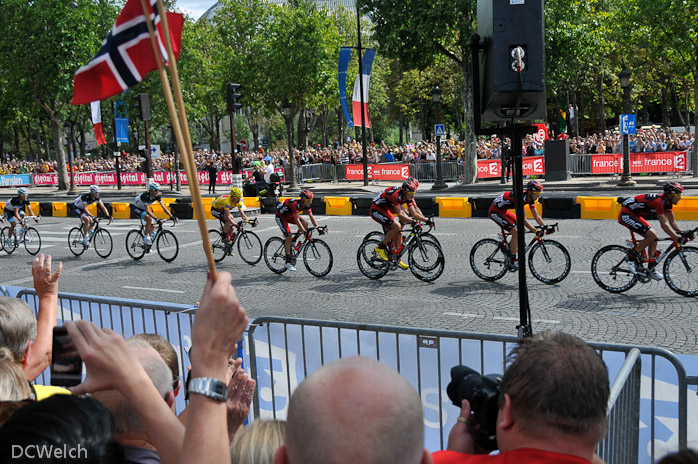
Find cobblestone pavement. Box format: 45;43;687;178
1;214;696;355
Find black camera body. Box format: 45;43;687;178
446;365;502;451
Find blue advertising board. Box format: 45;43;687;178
621;114;637;135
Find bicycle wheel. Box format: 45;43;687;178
591;245;637;293
1;228;17;255
0;227;4;252
156;230;179;262
409;240;445;282
264;237;288;274
68;227;86;256
528;240;571;284
93;229;113;258
126;230;146;260
470;239;508;281
663;246;698;297
23;227;41;255
208;229;228;263
362;231;441;248
303;239;333;277
238;231;263;265
357;239;389;280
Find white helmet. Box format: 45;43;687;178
17;187;28;195
89;185;101;193
148;181;161;191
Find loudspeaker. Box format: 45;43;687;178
137;93;150;121
544;139;570;181
477;0;546;121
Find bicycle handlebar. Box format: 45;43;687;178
535;223;559;235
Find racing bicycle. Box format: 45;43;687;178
470;223;571;284
126;218;179;262
361;215;441;248
357;221;445;282
591;227;698;296
208;217;262;264
264;226;333;277
68;216;113;258
1;216;41;255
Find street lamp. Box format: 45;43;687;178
284;102;298;191
431;84;447;190
617;67;635;186
64;121;78;195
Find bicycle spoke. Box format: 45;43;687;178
238;231;262;265
303;239;333;277
664;247;698;297
528;240;571;284
591;245;637;293
470;239;507;281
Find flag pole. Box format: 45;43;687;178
138;0;218;280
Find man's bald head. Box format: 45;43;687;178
284;356;425;464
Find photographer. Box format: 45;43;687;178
434;331;609;464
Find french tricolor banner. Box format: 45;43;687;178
91;101;107;146
338;47;353;127
352;49;376;128
72;0;183;105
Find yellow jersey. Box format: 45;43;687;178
212;195;245;211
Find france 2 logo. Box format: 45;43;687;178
401;165;409;178
674;153;686;171
488;162;499;176
533;159;543;173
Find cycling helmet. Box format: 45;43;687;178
148;181;161;191
230;187;243;198
527;180;544;192
663;181;684;194
300;189;314;200
89;185;101;194
402;177;419;192
17;187;28;195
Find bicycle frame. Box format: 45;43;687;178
289;226;327;261
498;223;559;255
626;231;679;267
218;218;258;248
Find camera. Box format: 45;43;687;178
446;365;502;451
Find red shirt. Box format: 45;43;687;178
621;193;671;217
276;198;311;219
491;191;536;212
432;448;592;464
372;186;414;210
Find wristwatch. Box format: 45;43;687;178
188;377;228;402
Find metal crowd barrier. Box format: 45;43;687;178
247;316;690;461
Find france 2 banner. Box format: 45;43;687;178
345;164;410;181
477;156;544;178
590;152;687;174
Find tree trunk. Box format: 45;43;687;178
78;122;86;158
41;124;50;160
23;122;33;156
642;95;650;125
51;118;69;190
13;126;20;156
297;111;305;150
672;84;685;126
461;62;477;184
597;70;606;132
336;108;343;145
693;71;698;178
661;78;671;128
70;126;78;164
398;111;404;145
578;87;586;136
322;109;329;147
0;129;3;158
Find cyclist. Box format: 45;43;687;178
618;181;691;280
275;188;324;271
4;187;38;247
72;185;111;248
370;177;432;270
211;187;255;244
488;180;545;270
131;181;178;246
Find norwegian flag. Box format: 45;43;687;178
72;0;184;105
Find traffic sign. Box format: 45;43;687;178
138;144;161;159
434;124;445;137
620;114;636;135
239;139;248;151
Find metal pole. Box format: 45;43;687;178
618;75;635;186
112;101;122;190
287;120;297;190
356;6;368;186
230;108;238;174
433;99;447;189
144;119;153;179
511;133;532;338
67;126;78;195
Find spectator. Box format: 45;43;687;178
207;161;218;194
231;419;285;464
433;331;608;464
0;347;32;401
130;333;181;394
0;395;124;463
275;356;432;464
0;254;62;390
264;159;275;184
659;449;698;464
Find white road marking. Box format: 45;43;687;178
443;312;485;318
122;286;186;294
494;316;560;324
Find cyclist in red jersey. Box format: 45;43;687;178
275;189;325;271
370;177;432;270
618;181;689;280
488;180;545;270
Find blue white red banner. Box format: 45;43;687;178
338;47;354;127
352;49;376;128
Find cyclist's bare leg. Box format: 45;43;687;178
145;216;154;235
635;228;658;258
223;211;234;238
82;216;92;236
284;234;293;256
381;220;402;249
8;220;16;239
509;226;519;257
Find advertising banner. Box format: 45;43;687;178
476;156;545;179
590;151;686;174
345;164;410;181
0;174;32;187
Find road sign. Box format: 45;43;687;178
138;144;161;159
434;124;445;137
620;114;636;135
239;139;248;151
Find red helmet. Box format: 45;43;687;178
527;180;544;192
663;181;684;194
402;177;419;192
300;189;314;200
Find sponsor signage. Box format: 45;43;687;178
476;156;545;179
345;164;410;181
590;151;686;174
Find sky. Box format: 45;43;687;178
176;0;216;20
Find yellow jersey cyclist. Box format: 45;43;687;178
211;187;255;244
4;187;39;246
370;177;432;270
131;181;178;246
72;185;112;248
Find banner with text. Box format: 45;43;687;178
345;163;411;181
476;156;545;179
590;151;686;174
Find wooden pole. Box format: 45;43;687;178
138;0;218;280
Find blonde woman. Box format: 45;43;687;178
230;419;286;464
0;347;32;401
